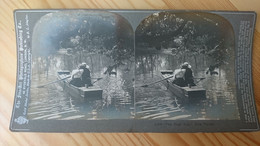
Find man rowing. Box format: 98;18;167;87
172;62;195;87
80;62;93;87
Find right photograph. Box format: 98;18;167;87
135;12;239;120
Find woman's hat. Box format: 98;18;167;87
182;62;191;68
81;62;89;69
82;62;87;66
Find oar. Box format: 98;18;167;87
140;76;205;88
37;76;103;88
36;76;71;88
140;75;174;87
193;77;205;79
194;77;206;84
92;77;103;84
91;77;103;79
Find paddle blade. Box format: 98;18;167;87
140;84;148;87
36;85;44;88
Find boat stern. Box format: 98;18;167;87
80;87;103;99
183;87;206;99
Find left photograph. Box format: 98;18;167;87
29;11;135;120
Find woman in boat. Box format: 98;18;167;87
172;68;186;87
80;63;93;87
69;64;84;87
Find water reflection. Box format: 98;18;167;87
29;53;134;120
135;52;240;120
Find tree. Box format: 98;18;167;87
135;12;234;66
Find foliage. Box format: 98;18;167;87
135;12;234;66
32;11;134;65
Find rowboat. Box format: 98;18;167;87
160;70;206;101
57;71;103;99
